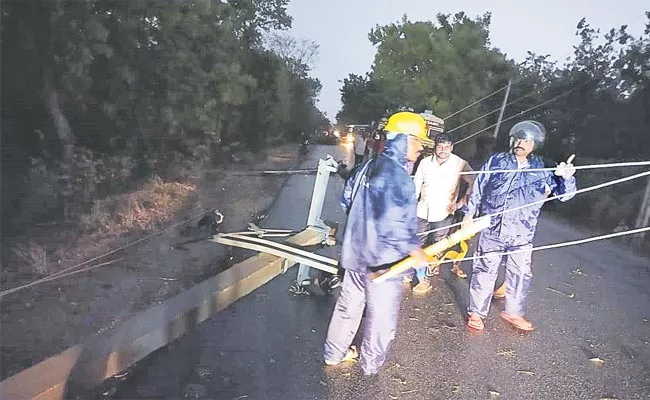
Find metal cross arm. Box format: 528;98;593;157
212;230;339;275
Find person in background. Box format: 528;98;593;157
353;127;367;165
323;112;432;375
409;133;476;293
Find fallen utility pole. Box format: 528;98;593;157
0;227;331;400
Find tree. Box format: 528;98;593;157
0;0;327;229
338;12;515;136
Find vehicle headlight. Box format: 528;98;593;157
333;130;340;138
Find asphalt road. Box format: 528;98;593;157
91;144;649;400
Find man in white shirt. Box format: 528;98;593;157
411;134;476;293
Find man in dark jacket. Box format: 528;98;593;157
323;112;431;375
463;121;577;332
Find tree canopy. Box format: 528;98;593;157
337;11;650;160
1;0;328;229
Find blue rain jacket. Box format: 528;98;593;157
339;134;419;273
464;152;577;244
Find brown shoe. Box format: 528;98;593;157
493;283;506;299
451;263;468;279
412;278;432;294
500;312;534;331
467;312;484;331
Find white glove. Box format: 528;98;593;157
555;154;576;179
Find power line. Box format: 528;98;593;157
433;226;650;266
418;168;650;236
442;11;647;138
446;86;541;134
456;160;650;175
453;82;588;145
443;84;509;120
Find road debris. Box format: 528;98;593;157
488;389;501;398
496;348;516;357
392;376;407;385
451;385;461;393
546;286;575;298
517;370;535;376
589;357;605;366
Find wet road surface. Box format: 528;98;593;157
91;145;650;399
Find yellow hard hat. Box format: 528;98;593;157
384;112;431;143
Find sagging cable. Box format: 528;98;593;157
455;160;650;175
431;226;650;266
417;169;650;237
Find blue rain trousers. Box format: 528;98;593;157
323;270;403;375
468;232;532;318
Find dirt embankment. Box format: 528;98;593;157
0;144;302;380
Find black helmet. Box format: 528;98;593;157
508;120;546;151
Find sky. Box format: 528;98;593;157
284;0;649;122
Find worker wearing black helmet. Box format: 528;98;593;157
463;120;577;332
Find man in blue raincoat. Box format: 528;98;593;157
463;120;577;332
323;112;431;375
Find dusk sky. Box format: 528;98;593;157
283;0;649;122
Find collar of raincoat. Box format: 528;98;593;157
382;133;408;168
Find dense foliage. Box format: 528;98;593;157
337;11;650;242
1;0;328;229
337;12;650;161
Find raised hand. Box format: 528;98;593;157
555;154;576;179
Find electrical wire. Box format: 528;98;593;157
417;169;650;237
